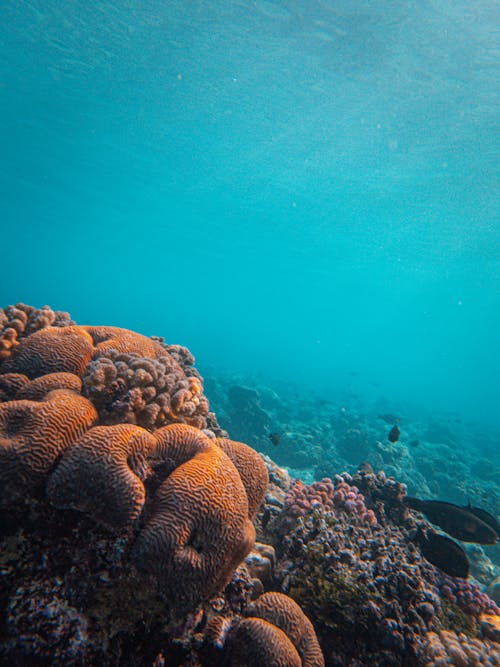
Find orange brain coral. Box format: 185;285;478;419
17;373;83;400
132;424;255;614
226;617;302;667
0;389;97;503
83;326;164;358
47;424;158;529
0;373;30;401
247;592;325;667
1;326;94;378
215;437;269;518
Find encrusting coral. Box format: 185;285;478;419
260;469;499;665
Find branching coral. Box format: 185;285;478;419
82;349;210;430
273;472;499;665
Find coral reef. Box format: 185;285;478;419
258;470;499;666
1;304;498;666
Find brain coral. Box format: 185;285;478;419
225;617;302;667
0;303;73;362
82;325;165;358
215;437;269;518
0;373;30;400
47;424;158;529
247;592;324;667
132;424;256;614
0;389;97;504
17;372;83;400
2;326;94;378
0;304;278;664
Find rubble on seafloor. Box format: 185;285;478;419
0;303;499;666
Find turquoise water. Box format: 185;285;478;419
1;1;498;427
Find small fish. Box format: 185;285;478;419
357;461;374;475
409;439;420;447
378;414;401;424
405;497;499;545
388;425;400;443
416;529;470;578
268;432;281;446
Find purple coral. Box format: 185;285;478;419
273;471;500;666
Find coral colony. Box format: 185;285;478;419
0;303;499;666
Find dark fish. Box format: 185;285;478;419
388;425;400;443
405;497;499;545
378;414;400;424
417;530;470;578
464;503;500;537
409;439;420;447
358;461;374;475
268;432;281;446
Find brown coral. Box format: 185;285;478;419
0;389;97;503
0;372;82;401
83;326;164;359
215;437;269;518
132;424;255;614
47;424;158;529
0;303;73;362
82;350;210;430
0;373;30;401
225;617;302;667
17;373;83;400
2;326;94;378
247;592;325;667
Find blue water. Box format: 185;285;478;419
1;1;499;427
